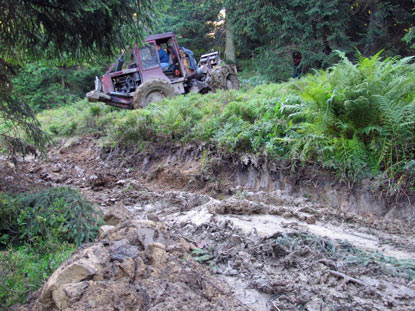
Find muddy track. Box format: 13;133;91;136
5;136;415;311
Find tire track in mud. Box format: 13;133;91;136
8;136;415;311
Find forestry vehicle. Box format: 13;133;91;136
86;32;239;109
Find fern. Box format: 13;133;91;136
35;52;415;197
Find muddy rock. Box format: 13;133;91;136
7;137;415;311
51;282;89;310
98;224;114;237
21;219;249;311
66;281;149;311
88;173;112;189
100;219;170;249
103;204;134;226
35;243;109;310
209;197;268;215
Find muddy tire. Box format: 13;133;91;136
208;65;240;91
133;79;175;109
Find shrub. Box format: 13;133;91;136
284;52;415;189
36;52;415;197
0;187;102;247
0;243;76;307
0;187;102;308
12;63;103;112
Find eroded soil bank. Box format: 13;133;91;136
3;136;415;311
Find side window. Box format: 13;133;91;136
139;43;159;69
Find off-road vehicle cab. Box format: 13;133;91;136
86;32;238;109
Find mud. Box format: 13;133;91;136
3;136;415;311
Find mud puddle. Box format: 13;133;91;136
165;191;415;260
4;136;415;310
155;190;415;310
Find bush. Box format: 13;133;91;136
0;187;102;308
284;52;415;189
12;63;103;112
1;187;102;247
36;53;415;197
0;243;76;307
38;99;122;138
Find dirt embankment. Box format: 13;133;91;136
4;136;415;311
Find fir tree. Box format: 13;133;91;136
0;0;153;158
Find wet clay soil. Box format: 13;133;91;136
3;136;415;311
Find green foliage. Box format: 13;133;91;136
153;0;223;57
287;52;415;188
37;99;119;138
12;63;103;112
151;0;415;82
191;247;213;263
0;243;76;308
226;0;353;76
191;247;218;272
0;187;101;307
222;0;415;79
0;0;153;61
37;53;415;197
0;0;153;158
0;61;51;159
403;27;415;49
238;67;273;88
0;187;102;247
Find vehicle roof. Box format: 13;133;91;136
200;52;219;58
145;32;176;42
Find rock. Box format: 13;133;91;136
41;260;96;306
147;242;166;266
51;165;62;173
20;219;248;311
230;234;242;246
179;238;197;251
88;173;110;188
103;205;133;226
52;282;89;310
39;244;109;308
65;281;149;311
98;225;114;237
109;238;140;259
115;179;128;186
101;220;170;250
114;257;136;281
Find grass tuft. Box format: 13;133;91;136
37;53;415;198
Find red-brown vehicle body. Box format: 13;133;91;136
87;32;239;109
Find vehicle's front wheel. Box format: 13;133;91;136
133;79;175;109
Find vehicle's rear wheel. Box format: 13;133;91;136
133;79;175;109
208;65;240;91
225;72;240;90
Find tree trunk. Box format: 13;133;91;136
363;0;385;56
224;9;236;64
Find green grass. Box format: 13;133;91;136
0;243;76;307
37;52;415;198
0;188;102;308
38;99;124;138
3;52;413;306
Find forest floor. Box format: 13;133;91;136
3;136;415;311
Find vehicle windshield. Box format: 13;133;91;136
139;43;159;69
